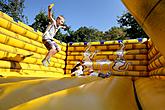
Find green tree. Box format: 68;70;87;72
73;26;103;42
117;11;148;39
103;26;126;40
63;29;76;43
31;10;49;33
0;0;28;23
54;30;69;43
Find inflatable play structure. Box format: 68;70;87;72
0;1;165;109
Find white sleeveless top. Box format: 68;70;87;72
42;22;60;40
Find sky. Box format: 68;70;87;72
23;0;127;32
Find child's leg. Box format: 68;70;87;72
42;47;57;66
98;73;106;78
44;48;57;60
105;72;112;78
42;50;55;66
42;40;58;66
47;41;61;63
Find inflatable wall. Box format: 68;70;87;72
66;39;148;76
148;39;165;77
0;11;66;77
0;9;165;110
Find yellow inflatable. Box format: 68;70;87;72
121;0;165;57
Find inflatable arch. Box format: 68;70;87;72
0;0;165;109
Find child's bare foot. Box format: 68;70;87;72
42;59;48;67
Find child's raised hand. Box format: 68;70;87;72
48;3;54;10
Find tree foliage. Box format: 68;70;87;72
103;27;126;41
31;10;147;43
31;10;49;33
73;26;104;42
54;30;68;43
0;0;28;23
30;10;127;43
0;1;148;42
117;11;148;39
67;26;126;42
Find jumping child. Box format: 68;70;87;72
42;3;68;66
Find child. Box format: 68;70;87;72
82;43;99;73
112;42;131;71
71;61;86;77
42;3;68;66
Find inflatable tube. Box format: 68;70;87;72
0;11;13;21
0;77;100;110
121;0;165;57
135;78;165;110
10;77;138;110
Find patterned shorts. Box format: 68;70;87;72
42;39;61;51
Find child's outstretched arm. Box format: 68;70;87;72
90;50;99;59
84;43;91;53
48;4;56;23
